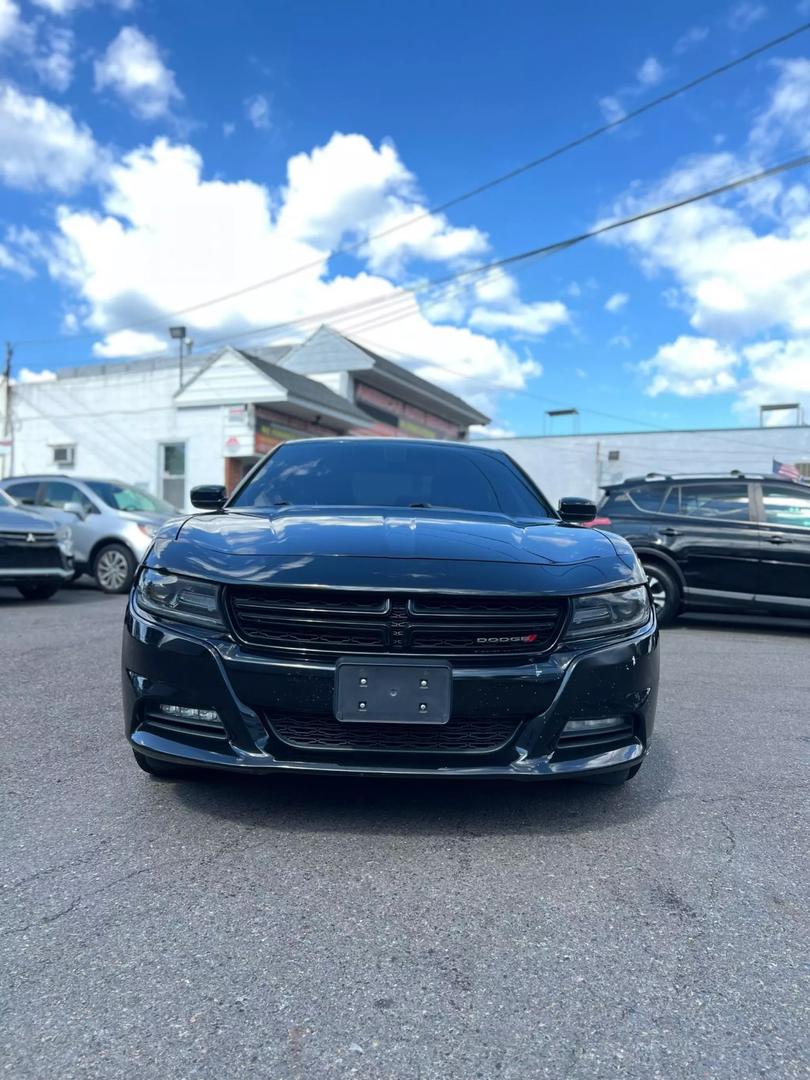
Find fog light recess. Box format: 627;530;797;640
160;705;220;722
563;717;626;734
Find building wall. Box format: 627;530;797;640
4;363;226;506
475;427;810;505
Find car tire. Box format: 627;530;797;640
94;543;135;594
642;561;681;626
16;582;60;600
132;750;200;779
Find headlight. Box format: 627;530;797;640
564;585;651;641
135;568;225;628
136;523;157;539
57;525;73;557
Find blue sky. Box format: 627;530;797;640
2;0;810;435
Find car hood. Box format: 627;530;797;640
0;505;57;534
149;508;643;595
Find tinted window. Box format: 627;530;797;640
86;481;177;514
5;481;40;505
680;484;749;521
233;442;552;517
761;484;810;528
659;486;680;514
627;484;668;512
44;481;93;512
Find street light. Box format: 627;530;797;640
169;326;187;388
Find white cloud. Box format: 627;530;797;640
244;93;270;130
640;335;739;397
31;27;74;91
604;291;628;313
29;0;135;13
94;26;181;120
43;133;559;400
728;2;767;30
600;61;810;416
469;423;515;439
599;95;625;124
223;121;235;137
750;58;810;152
469;299;569;337
0;82;99;191
16;366;57;382
637;56;664;87
673;25;709;55
0;241;33;277
609;334;632;349
0;0;21;43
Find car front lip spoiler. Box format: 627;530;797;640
130;726;645;779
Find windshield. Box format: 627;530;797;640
231;441;552;517
86;481;177;514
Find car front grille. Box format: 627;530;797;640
226;586;567;660
265;712;521;753
0;532;61;570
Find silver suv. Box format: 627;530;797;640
0;476;179;593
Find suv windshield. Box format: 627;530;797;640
86;481;177;514
232;441;552;517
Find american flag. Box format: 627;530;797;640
773;459;801;481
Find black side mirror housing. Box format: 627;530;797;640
190;484;228;511
558;496;597;523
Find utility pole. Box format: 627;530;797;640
1;342;12;478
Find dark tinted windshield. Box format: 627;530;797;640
232;441;552;517
86;481;177;514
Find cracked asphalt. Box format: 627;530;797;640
1;585;808;1079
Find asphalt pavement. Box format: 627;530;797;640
1;585;808;1079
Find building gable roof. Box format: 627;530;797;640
279;325;490;426
173;344;370;427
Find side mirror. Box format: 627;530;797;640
190;484;227;511
558;496;598;523
64;501;87;520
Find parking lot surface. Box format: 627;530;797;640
2;585;808;1079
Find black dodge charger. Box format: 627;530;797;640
123;439;659;785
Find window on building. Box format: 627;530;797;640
607;449;620;462
160;442;186;509
761;484;810;528
680;484;750;521
52;444;75;468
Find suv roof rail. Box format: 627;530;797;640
605;470;807;488
3;473;69;480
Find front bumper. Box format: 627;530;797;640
123;602;659;780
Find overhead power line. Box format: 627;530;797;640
20;152;810;373
13;18;810;351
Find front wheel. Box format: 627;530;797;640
94;543;135;594
17;582;60;600
642;562;681;626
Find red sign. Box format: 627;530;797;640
354;382;460;439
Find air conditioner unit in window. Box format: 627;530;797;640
52;445;75;468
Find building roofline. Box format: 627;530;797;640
471;423;810;442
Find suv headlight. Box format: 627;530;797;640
564;585;651;641
57;525;73;557
135;568;225;629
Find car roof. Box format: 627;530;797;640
605;471;807;489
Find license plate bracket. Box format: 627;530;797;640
334;657;452;724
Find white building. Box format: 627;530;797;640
475;426;810;506
0;326;488;508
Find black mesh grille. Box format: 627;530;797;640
266;713;520;753
0;533;62;570
227;586;567;659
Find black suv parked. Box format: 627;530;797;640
591;472;810;624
